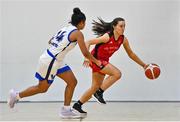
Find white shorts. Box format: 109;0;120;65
35;50;71;84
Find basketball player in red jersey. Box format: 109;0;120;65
72;17;148;114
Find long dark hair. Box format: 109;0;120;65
92;17;125;36
71;7;86;26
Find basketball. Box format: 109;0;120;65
145;63;160;80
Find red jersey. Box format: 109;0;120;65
91;33;124;62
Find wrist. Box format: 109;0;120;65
143;64;147;69
84;58;89;61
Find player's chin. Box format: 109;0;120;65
118;31;124;35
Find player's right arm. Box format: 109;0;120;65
85;33;109;51
123;37;147;69
71;30;102;67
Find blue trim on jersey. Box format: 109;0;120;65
57;65;71;74
35;72;45;81
68;29;78;43
45;56;56;81
47;80;54;84
47;49;56;59
61;42;71;52
35;72;54;84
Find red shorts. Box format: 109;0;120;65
90;60;109;73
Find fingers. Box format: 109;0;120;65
83;61;90;67
143;64;149;70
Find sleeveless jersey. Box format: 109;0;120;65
48;25;78;61
91;33;124;61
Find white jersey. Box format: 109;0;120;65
48;25;78;61
35;25;78;83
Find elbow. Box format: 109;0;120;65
86;40;91;45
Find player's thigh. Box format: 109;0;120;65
100;63;121;76
57;70;77;86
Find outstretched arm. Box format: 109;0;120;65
75;31;102;66
85;33;109;51
123;37;147;69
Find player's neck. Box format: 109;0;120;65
113;31;121;41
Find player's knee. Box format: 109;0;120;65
114;70;122;80
71;79;77;87
37;80;50;93
38;87;49;93
67;78;77;88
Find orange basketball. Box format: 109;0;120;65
145;63;161;80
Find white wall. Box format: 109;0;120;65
1;0;180;101
0;1;2;101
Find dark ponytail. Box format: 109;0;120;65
71;7;86;26
92;17;125;36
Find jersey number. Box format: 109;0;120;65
56;30;66;42
51;30;66;47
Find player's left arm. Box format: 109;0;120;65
123;37;147;69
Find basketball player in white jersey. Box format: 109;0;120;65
7;8;102;119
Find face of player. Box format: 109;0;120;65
113;21;125;35
78;21;86;30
